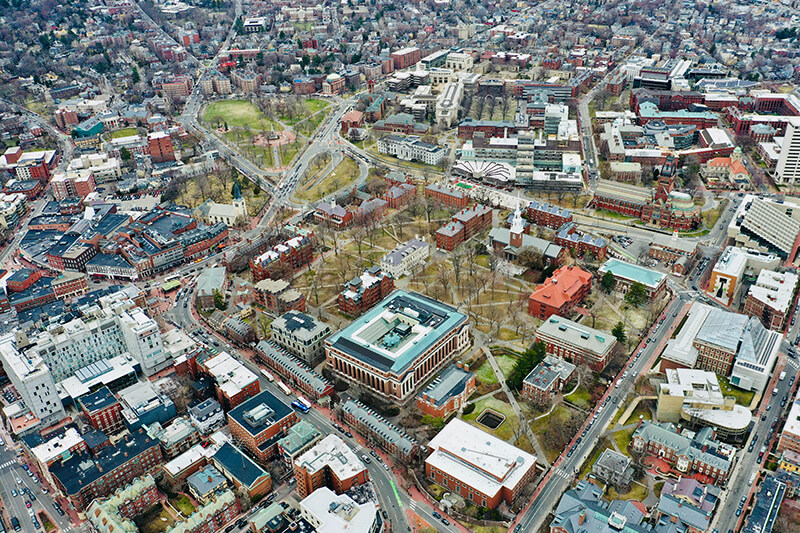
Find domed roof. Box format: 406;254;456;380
327;73;342;81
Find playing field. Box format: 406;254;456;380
203;100;282;131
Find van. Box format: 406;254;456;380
780;372;787;381
773;388;779;396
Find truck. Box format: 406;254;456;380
780;371;787;381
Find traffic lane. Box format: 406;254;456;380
1;467;32;530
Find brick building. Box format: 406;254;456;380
535;315;617;372
425;183;469;208
50;431;164;509
521;355;576;407
200;351;261;411
226;390;298;462
415;362;476;419
341;400;419;461
250;233;314;283
525;200;573;229
147;132;175;164
253;279;306;314
391;46;421;70
435;204;492;251
337;266;394;317
294;434;369;499
425;419;537;509
527;266;592;320
554;228;608;261
78;386;124;435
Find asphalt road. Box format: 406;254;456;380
0;445;75;533
515;296;687;532
711;349;798;533
166;287;457;533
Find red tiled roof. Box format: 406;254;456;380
528;265;591;308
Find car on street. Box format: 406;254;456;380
433;512;441;519
441;518;450;526
25;501;31;508
11;489;17;497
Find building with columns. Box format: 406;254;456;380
325;291;470;403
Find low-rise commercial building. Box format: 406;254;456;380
299;487;381;533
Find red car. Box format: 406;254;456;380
25;500;31;508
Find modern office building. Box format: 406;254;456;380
325;291;470;403
535;315;617;371
707;246;781;306
294;434;369;498
727;195;800;259
425;418;537;509
226;390;298;462
270;311;331;367
777;117;800;184
657;368;752;440
299;487;381;533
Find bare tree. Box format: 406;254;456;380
450;248;464;292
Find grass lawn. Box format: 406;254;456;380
493;352;518;379
607;482;648;501
279;140;303;167
610;427;634;455
135;504;177;533
169;494;196;516
565;387;592;409
595;208;636;220
620;401;653;425
203;100;282;131
530;404;572;435
296;156;360;202
462;396;518;441
474;360;499;385
428;484;446;499
654;481;665;498
702;204;723;228
461;526;507;533
717;374;755;406
110;127;139;139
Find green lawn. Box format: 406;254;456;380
565;386;592;409
281;98;330;127
610;427;634;455
461;396;518;440
203;100;282;131
717;375;755;406
619;402;653;425
493;353;518;380
296;156;360;202
595;208;636;220
279;141;303;167
474;360;499;385
530;404;572;435
110;127;139;139
607;482;648;501
170;494;196;516
135;504;176;533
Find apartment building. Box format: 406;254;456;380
269;310;331;367
200;351;260;410
78;386;124;434
294;434;369;498
425;183;469;208
338;266;395;317
253;279;306;314
435;204;492;251
777;117;800;184
147;132;175;164
226;390;298;462
189;398;225;434
250;233;314;283
744;269;798;331
779;392;800;455
391;46;421;70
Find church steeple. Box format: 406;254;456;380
232;178;243;200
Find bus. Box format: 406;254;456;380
260;369;275;382
291;399;310;414
277;381;292;395
296;396;312;411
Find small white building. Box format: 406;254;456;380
193;180;247;227
380;238;429;278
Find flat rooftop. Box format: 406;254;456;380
425;418;536;498
599;258;666;289
326;290;468;374
295;434;367;480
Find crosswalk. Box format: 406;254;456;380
786;357;799;370
552;468;572;479
0;460;16;470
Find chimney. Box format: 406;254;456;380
578;510;586;525
456;360;463;369
464;363;469;372
209;476;213;483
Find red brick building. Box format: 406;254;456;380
253;278;307;313
147;132;175;163
435;204;492;251
525;200;573;229
340;110;364;134
521;356;576;407
50;431;164;510
78;387;124;435
535;315;617;372
294;435;369;499
227;391;299;463
250;233;314;283
554;228;608;261
337;265;394;317
528;266;592;320
382;182;416;208
425;183;469;208
391;46;421;70
415;362;476;419
6;268;43;293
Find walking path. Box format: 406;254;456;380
481;346;551;468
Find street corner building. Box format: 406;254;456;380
325;290;470;403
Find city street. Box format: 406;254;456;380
514;296;687;532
